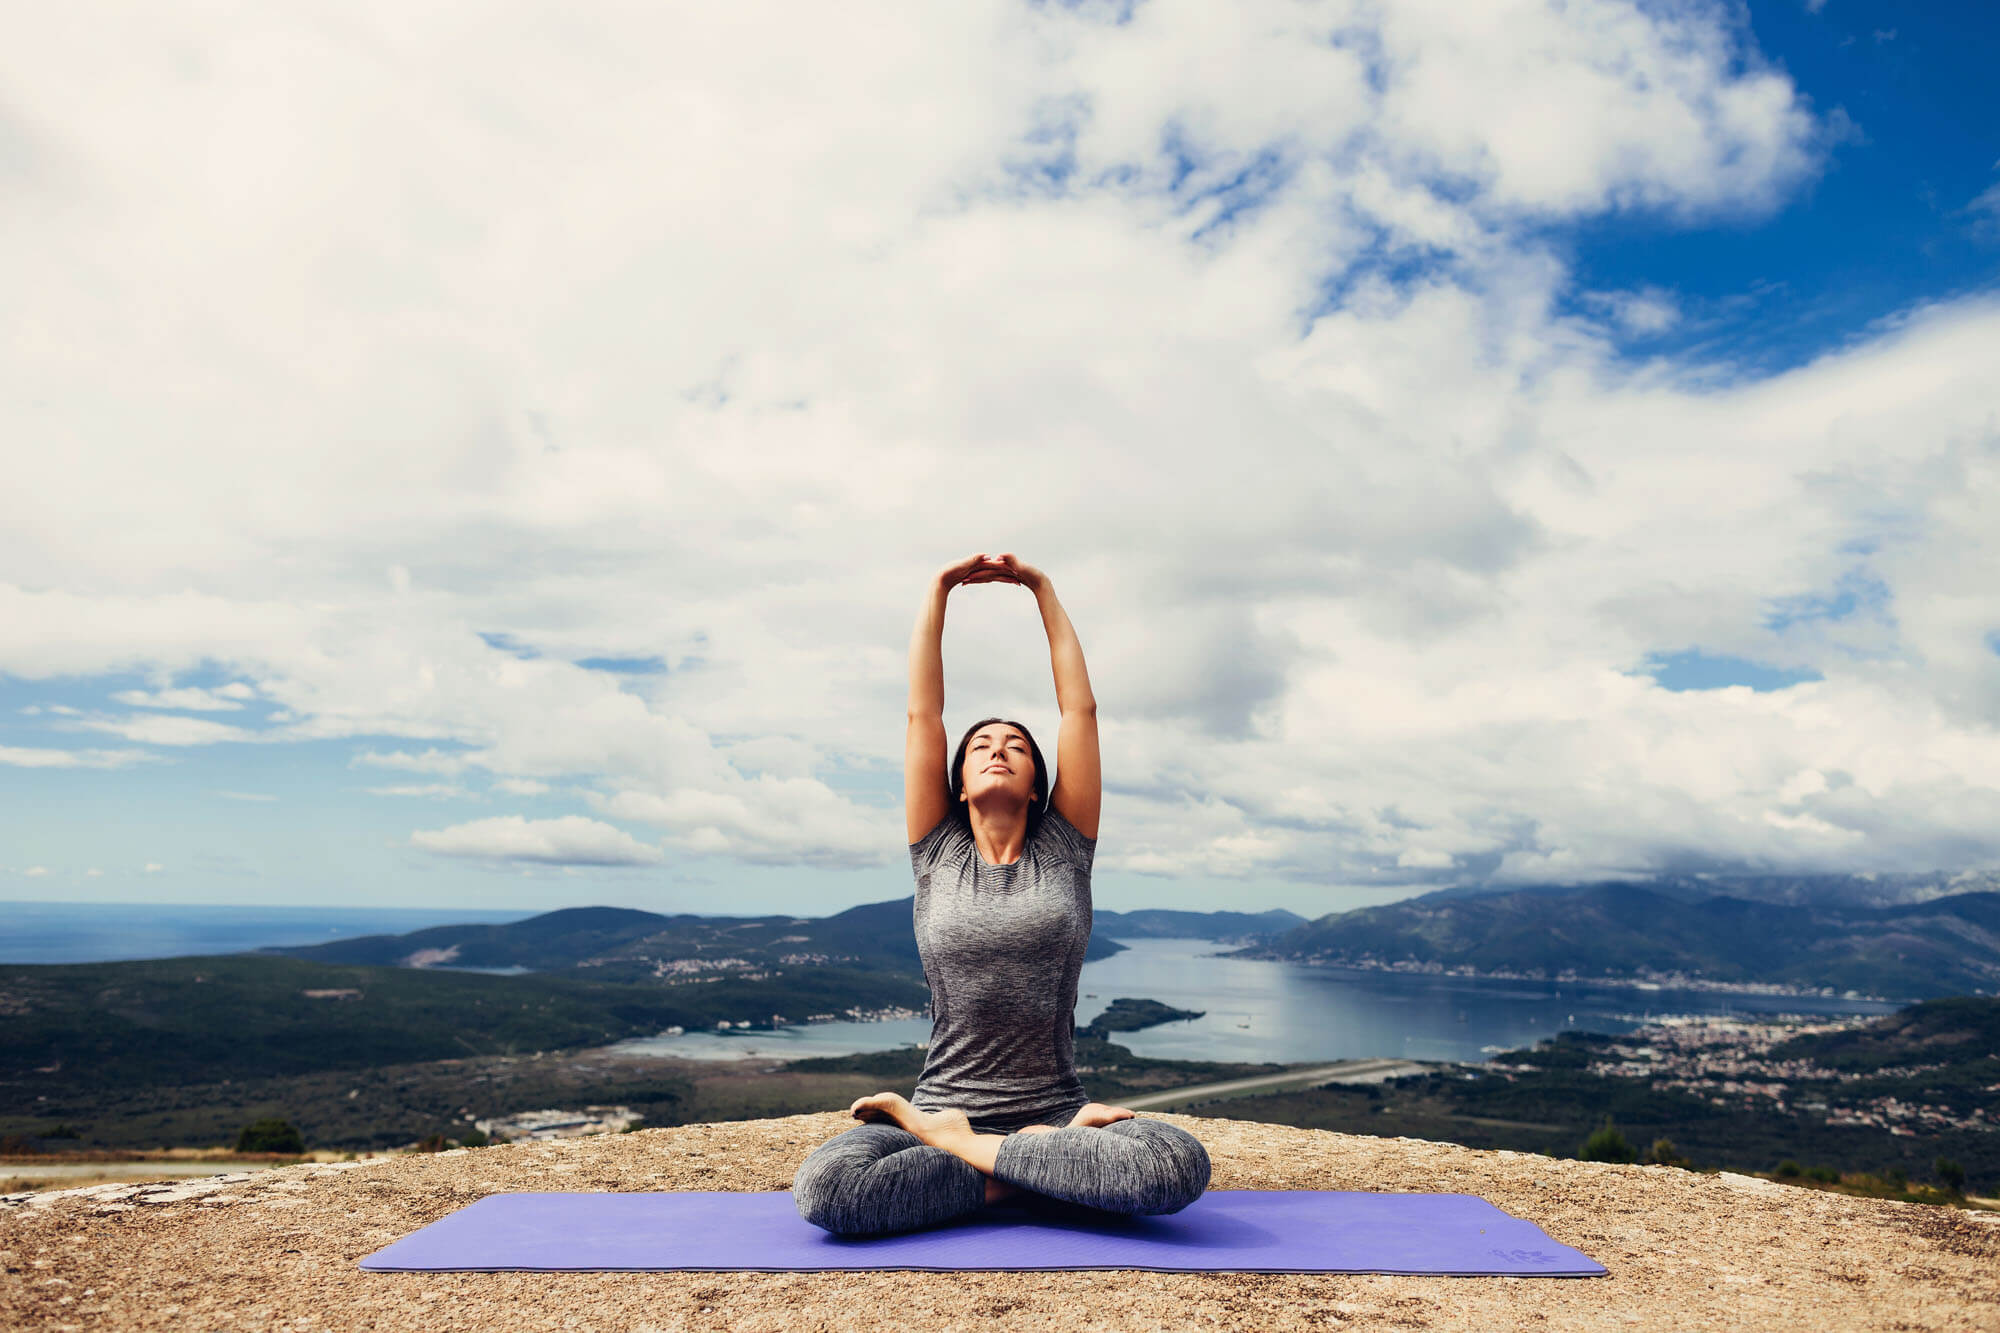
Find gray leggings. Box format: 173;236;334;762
792;1111;1212;1238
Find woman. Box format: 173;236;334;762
791;552;1212;1237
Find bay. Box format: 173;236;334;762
608;936;1905;1066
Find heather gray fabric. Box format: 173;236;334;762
791;1112;1213;1238
907;806;1097;1133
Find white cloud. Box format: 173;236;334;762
78;715;256;746
143;862;164;872
214;790;277;802
110;684;253;710
1963;181;2000;240
1;1;1994;895
411;815;665;866
352;749;472;776
85;866;103;876
593;777;891;870
0;745;156;769
1580;286;1681;335
366;783;473;799
23;866;49;877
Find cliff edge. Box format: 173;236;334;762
4;1111;1996;1331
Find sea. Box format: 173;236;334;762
604;935;1905;1067
0;900;536;965
2;907;1906;1066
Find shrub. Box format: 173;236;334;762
235;1118;305;1155
1774;1159;1803;1179
1577;1117;1637;1164
1642;1138;1689;1168
458;1128;489;1148
1935;1158;1966;1193
413;1134;449;1153
1807;1165;1839;1183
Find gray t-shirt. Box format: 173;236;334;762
908;806;1097;1133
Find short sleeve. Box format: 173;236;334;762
1037;806;1097;875
909;813;960;878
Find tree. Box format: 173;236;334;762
1935;1158;1966;1193
235;1118;305;1155
1577;1116;1637;1164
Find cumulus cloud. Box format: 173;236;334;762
2;0;1994;894
411;815;665;866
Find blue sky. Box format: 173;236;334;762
1563;1;2000;374
4;0;1998;920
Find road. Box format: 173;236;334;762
1117;1057;1435;1110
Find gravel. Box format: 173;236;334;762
4;1111;1996;1332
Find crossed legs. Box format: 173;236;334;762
792;1093;1212;1237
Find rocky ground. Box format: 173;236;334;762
4;1110;1997;1332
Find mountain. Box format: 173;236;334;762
1414;869;2000;911
262;907;685;970
1231;888;2000;999
1770;995;2000;1071
268;898;1136;974
1090;907;1306;941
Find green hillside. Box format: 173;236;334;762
0;955;928;1090
1240;888;2000;998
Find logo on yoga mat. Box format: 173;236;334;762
1491;1249;1559;1265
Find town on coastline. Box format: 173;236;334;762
1287;957;1905;1003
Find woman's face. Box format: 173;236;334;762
962;725;1035;806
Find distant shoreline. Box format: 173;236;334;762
1225;953;1909;1005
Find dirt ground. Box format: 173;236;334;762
4;1110;1997;1332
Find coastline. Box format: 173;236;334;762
1225;953;1908;1004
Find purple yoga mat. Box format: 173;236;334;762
360;1190;1605;1276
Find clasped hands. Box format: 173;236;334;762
938;551;1047;595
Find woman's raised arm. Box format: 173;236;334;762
907;554;1017;843
988;554;1100;840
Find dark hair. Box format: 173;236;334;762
949;717;1049;843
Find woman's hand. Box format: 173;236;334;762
936;552;1023;592
985;552;1047;595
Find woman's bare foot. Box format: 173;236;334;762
849;1092;974;1145
1067;1102;1136;1128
